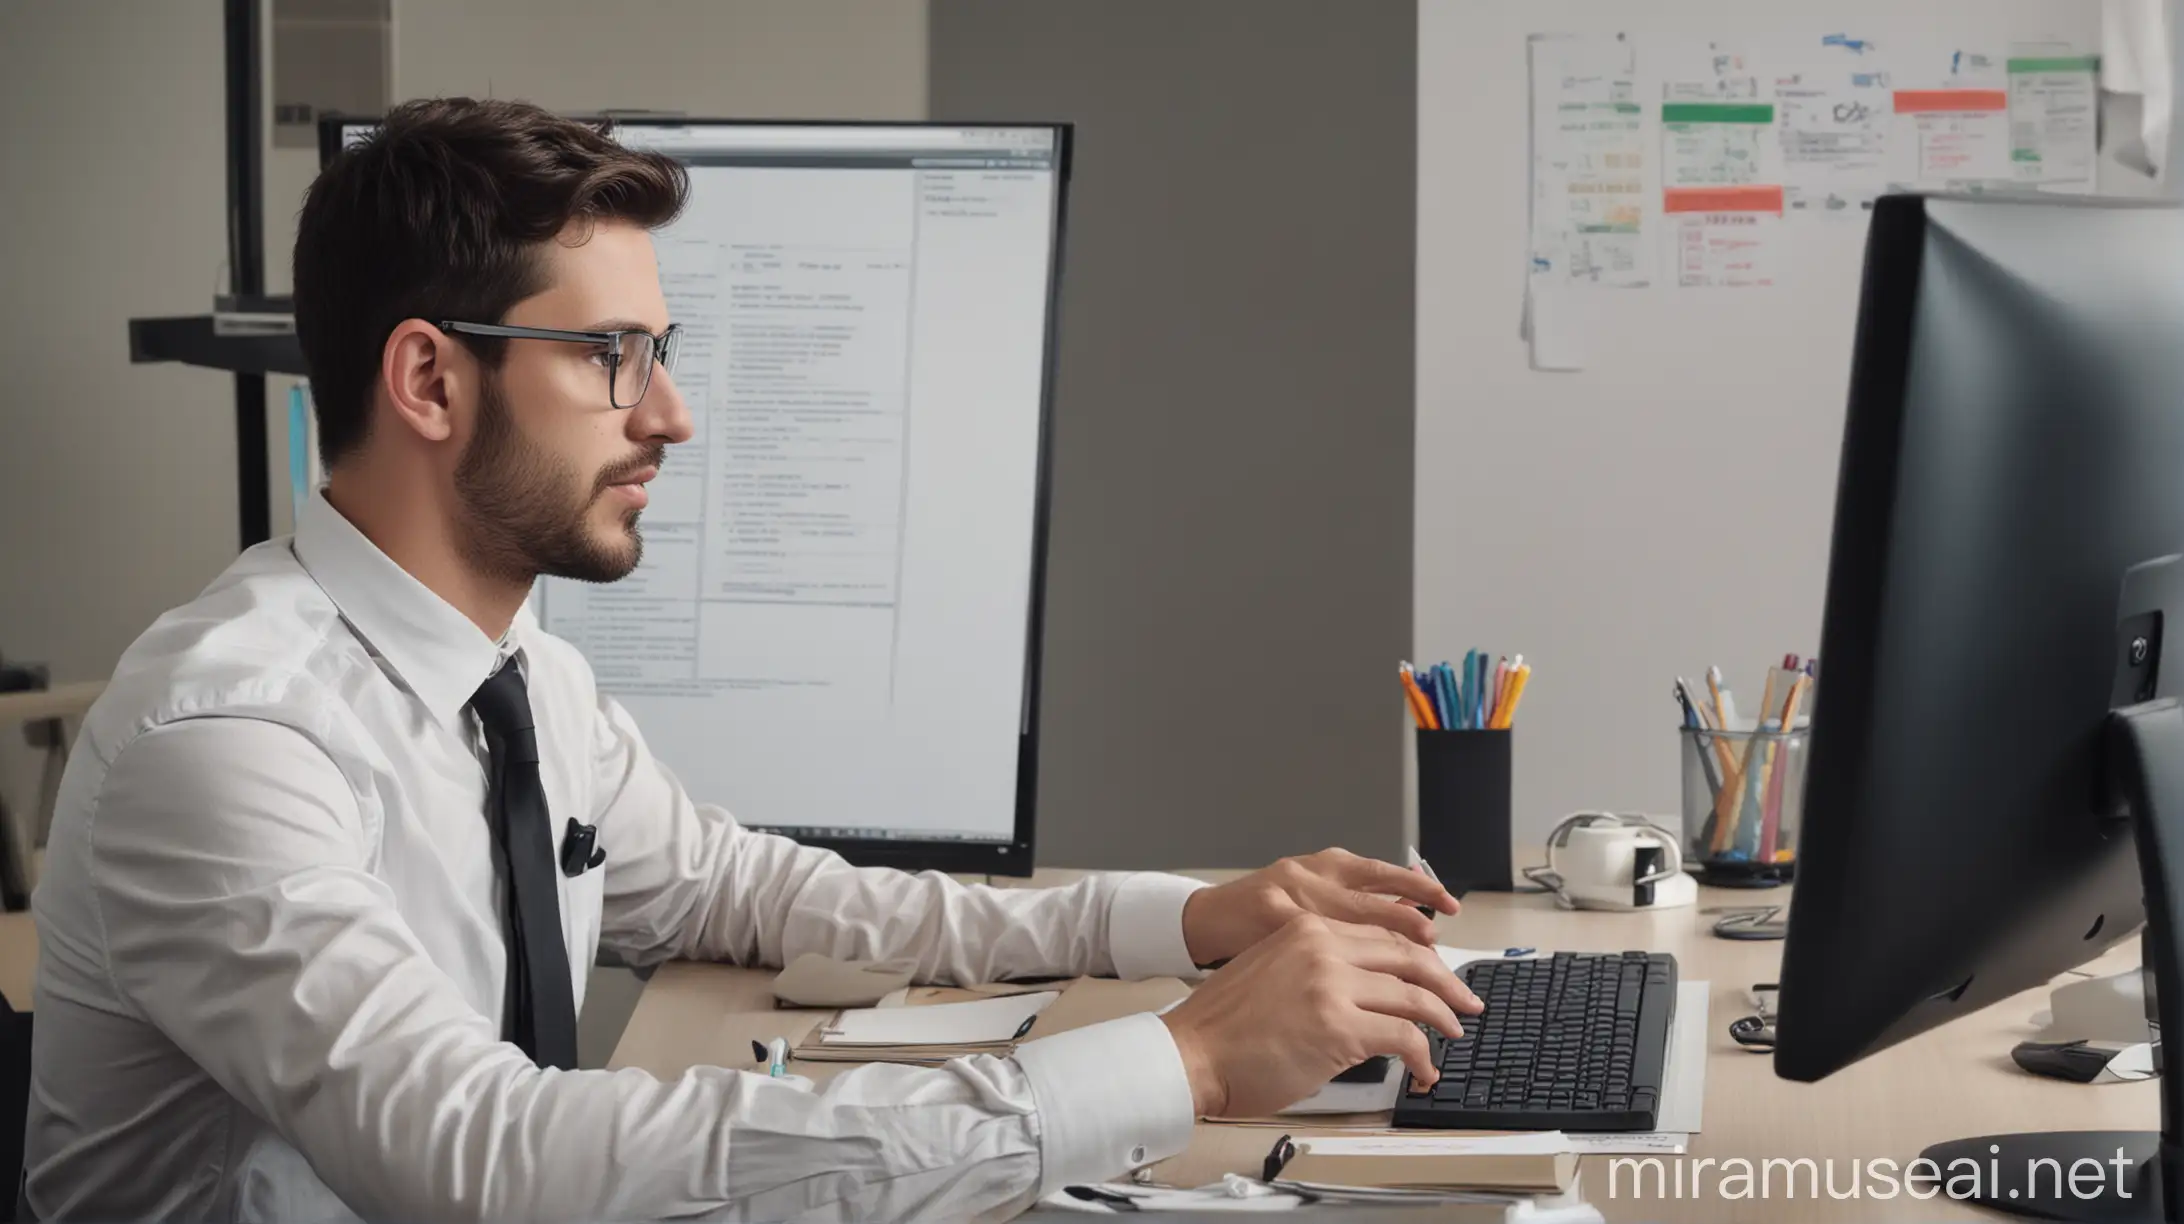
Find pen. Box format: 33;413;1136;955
1759;674;1809;862
1063;1186;1142;1211
1405;844;1445;917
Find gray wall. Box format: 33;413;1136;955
0;2;236;687
931;0;1417;870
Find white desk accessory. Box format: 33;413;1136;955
1523;813;1697;912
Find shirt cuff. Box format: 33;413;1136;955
1106;873;1208;980
1014;1012;1199;1194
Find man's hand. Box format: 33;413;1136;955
1180;848;1458;967
1158;914;1485;1119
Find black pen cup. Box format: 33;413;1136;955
1415;729;1514;895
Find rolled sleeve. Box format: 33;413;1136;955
1013;1012;1198;1194
1105;873;1208;980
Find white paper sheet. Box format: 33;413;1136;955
1558;1130;1690;1155
1521;288;1589;372
1437;946;1547;972
1040;1179;1304;1213
1656;980;1709;1134
819;991;1056;1046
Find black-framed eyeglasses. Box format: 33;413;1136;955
439;320;682;410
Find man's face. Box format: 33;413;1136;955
452;219;693;585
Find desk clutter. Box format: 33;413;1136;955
1673;656;1814;888
761;951;1705;1219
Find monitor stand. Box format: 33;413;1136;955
1919;700;2184;1222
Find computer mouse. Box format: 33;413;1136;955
2011;1039;2120;1084
1332;1055;1391;1084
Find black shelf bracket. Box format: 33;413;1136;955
129;316;305;378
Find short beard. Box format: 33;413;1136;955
453;374;659;586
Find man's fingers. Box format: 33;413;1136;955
1328;855;1460;915
1345;964;1465;1039
1364;1013;1439;1091
1321;886;1439;946
1327;929;1484;1016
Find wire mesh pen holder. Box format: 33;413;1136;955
1679;723;1803;887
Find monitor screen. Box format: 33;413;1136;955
324;118;1067;871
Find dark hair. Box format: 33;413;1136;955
292;97;688;466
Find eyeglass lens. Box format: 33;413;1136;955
612;332;656;408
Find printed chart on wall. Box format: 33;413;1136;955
1890;44;2097;192
1526;34;1649;290
1773;34;1893;218
1524;34;1647;369
1659;41;1783;289
1518;28;2099;371
2007;47;2099;188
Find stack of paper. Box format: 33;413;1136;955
1271;1136;1596;1222
794;991;1057;1065
1277;1132;1578;1194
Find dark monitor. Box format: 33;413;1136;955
1777;191;2184;1216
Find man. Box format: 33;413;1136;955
25;98;1481;1222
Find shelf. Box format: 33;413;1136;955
129;314;306;377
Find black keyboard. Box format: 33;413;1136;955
1392;951;1677;1132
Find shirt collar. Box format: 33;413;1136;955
294;490;512;730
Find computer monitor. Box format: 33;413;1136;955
318;116;1071;875
1777;191;2184;1217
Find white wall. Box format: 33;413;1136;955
1415;0;2104;854
0;1;236;685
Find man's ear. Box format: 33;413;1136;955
380;319;464;444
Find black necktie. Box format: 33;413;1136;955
469;660;580;1070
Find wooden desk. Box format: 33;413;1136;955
610;870;2153;1221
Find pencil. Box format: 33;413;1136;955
1399;665;1439;730
1495;664;1532;729
1702;667;1737;777
1759;675;1807;861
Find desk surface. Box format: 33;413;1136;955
610;870;2152;1221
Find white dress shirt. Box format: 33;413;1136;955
25;491;1207;1222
